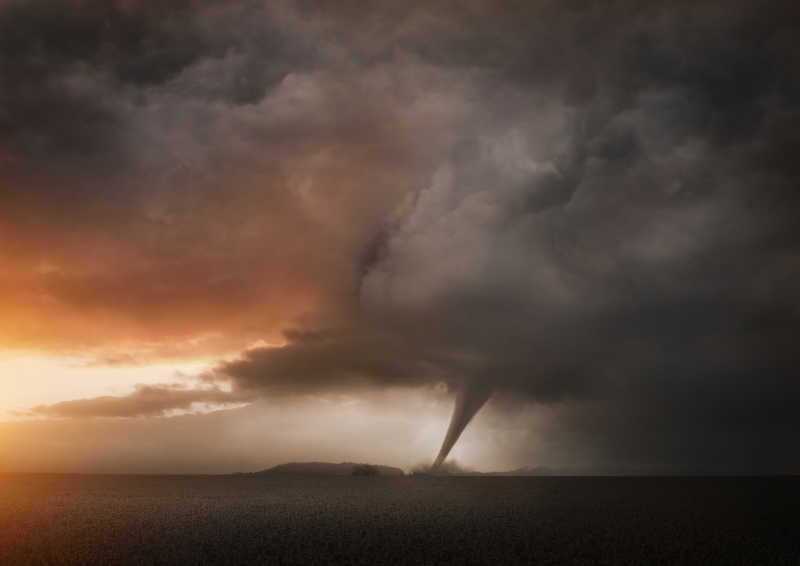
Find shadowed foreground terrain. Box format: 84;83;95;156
1;474;798;565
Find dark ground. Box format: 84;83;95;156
1;474;798;565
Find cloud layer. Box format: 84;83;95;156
3;0;799;471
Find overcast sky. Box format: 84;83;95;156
1;0;798;474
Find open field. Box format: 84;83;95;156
1;474;798;565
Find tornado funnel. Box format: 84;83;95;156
433;381;491;469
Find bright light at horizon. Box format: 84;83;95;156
0;350;216;418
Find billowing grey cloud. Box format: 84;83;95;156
224;327;441;394
4;0;800;471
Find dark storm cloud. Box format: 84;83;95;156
0;1;313;151
223;0;799;470
6;1;800;470
224;327;441;394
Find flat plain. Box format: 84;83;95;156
1;474;798;565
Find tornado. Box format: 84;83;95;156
433;380;492;469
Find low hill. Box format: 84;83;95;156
256;462;404;476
